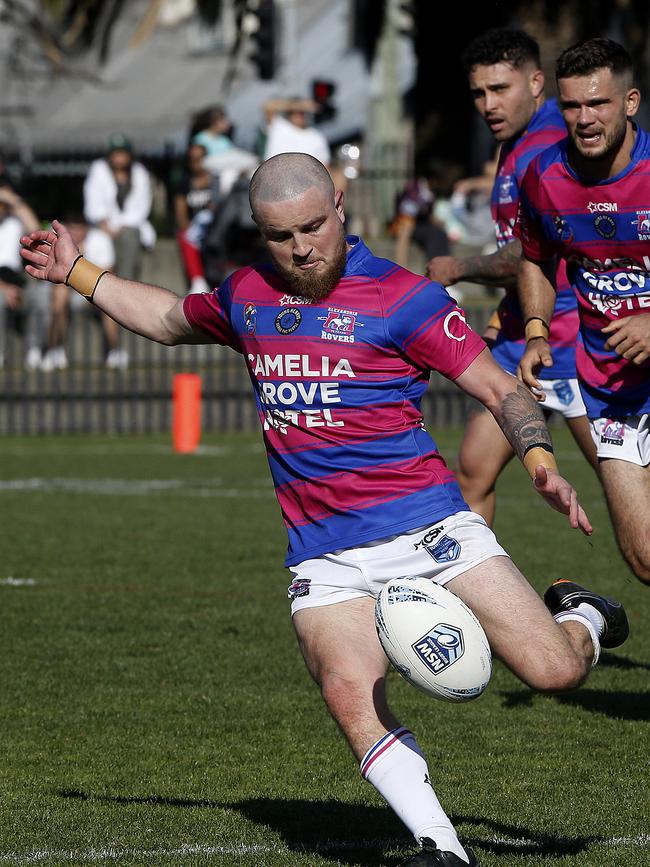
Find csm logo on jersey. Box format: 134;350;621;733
587;201;617;213
319;307;363;343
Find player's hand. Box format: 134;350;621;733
532;466;593;535
517;337;553;401
425;256;462;286
602;313;650;364
20;220;80;285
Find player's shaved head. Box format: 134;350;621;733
249;153;334;216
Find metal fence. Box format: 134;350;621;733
0;304;491;436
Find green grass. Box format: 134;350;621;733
0;429;647;866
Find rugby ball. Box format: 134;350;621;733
375;576;492;703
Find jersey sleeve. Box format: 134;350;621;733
182;278;241;350
385;278;485;380
514;159;558;262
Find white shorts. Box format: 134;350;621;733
535;378;586;418
287;511;508;615
590;414;650;466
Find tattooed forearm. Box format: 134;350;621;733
496;383;553;461
458;240;522;288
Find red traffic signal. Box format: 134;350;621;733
312;79;336;123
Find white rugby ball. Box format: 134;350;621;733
375;576;492;702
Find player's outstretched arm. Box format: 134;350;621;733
425;239;521;288
21;220;205;345
455;348;592;535
516;254;557;396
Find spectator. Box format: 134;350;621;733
41;217;123;370
391;163;451;268
173;143;221;294
262;97;331;166
84;133;156;283
190;105;235;157
0;185;40;368
448;159;499;250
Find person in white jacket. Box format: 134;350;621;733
83;134;155;367
84;134;155;282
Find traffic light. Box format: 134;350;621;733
248;0;276;81
312;79;336;124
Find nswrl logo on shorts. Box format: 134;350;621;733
425;535;462;563
412;624;465;675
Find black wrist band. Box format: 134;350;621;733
522;442;554;457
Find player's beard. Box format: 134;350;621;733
572;113;628;162
274;231;348;302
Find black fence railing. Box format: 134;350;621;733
0;306;491;436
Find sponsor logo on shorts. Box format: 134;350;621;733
413;525;444;550
600;419;625;446
412;623;464;674
275;307;302;334
552;379;575;405
426;535;461;563
287;578;311;599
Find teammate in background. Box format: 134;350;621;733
517;38;650;586
21;154;629;867
426;29;597;526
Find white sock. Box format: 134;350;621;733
555;602;603;666
360;727;469;862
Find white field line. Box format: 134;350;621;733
0;478;273;498
0;444;264;458
0;577;38;587
0;834;647;863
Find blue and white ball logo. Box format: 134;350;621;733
412;623;464;675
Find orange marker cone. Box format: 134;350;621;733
172;373;201;453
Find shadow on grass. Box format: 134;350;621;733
58;790;604;864
599;651;650;671
500;688;650;721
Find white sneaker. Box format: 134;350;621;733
106;348;129;369
41;347;68;371
25;347;42;370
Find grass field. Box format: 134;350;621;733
0;428;647;867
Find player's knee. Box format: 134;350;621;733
454;462;494;503
630;558;650;585
523;653;587;693
319;668;378;722
621;542;650;585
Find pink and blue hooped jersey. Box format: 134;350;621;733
517;125;650;419
490;99;579;380
183;237;486;566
